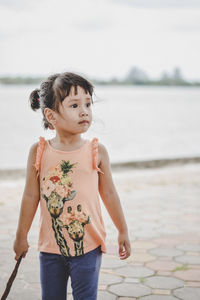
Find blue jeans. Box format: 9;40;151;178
39;246;102;300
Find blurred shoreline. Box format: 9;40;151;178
1;156;200;180
1;85;200;170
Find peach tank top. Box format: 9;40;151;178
34;136;107;257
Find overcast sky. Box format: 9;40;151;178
0;0;200;80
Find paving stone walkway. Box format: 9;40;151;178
0;163;200;299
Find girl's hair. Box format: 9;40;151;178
29;72;94;130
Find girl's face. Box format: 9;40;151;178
54;85;92;134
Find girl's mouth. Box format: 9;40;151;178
79;120;89;124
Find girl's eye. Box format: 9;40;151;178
71;104;78;108
71;103;91;108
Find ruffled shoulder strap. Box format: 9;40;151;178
34;136;46;178
91;137;104;174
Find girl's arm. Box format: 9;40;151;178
98;143;131;260
13;143;40;260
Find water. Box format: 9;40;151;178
0;84;200;169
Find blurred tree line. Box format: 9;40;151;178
94;66;200;86
0;67;199;86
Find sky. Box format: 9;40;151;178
0;0;200;81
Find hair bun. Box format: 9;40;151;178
29;88;40;111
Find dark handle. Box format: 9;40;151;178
1;254;23;300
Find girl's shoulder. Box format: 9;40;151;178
91;138;108;175
95;140;108;160
34;136;46;178
91;137;106;151
27;138;44;165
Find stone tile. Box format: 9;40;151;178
175;255;200;265
98;285;107;290
174;233;200;243
124;277;140;283
115;265;154;278
67;294;73;300
108;282;151;297
27;282;41;290
8;289;41;300
140;296;178;300
130;262;144;266
99;272;123;285
144;276;184;289
152;237;182;247
132;240;158;250
156;271;172;276
101;269;123;276
174;269;200;281
97;290;117;300
186;281;200;287
106;244;118;255
146;260;181;271
176;244;200;252
118;298;136;300
188;264;200;269
101;256;127;269
149;247;183;257
158;257;173;261
186;251;200;256
67;277;72;293
129;252;156;263
4;278;27;291
153;289;171;295
134;231;158;239
19;270;40;283
173;286;200;300
133;248;147;254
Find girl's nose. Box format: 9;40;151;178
81;111;88;116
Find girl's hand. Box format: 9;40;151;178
13;237;29;261
118;231;131;260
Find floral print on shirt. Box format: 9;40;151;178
41;160;91;256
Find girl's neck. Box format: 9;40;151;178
53;133;84;147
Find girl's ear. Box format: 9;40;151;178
44;108;57;128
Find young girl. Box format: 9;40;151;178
13;72;131;300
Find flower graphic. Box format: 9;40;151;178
42;160;78;211
43;179;55;197
60;176;72;186
55;183;66;198
50;176;60;184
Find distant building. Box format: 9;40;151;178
160;67;185;85
125;66;149;84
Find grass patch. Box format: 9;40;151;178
139;277;146;283
172;264;189;272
